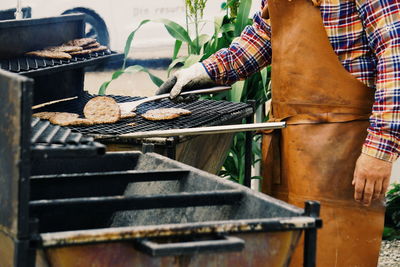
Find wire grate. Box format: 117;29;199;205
0;50;114;74
33;92;253;137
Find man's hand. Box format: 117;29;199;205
156;63;215;99
352;153;393;206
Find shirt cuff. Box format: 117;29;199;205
200;61;215;81
362;132;399;162
201;58;222;84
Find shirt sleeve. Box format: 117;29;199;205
202;0;272;85
356;0;400;162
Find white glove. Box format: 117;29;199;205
156;63;215;99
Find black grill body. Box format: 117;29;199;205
0;69;321;267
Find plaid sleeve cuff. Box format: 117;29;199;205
362;132;399;162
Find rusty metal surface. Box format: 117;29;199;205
0;70;31;236
0;231;15;267
42;231;301;267
39;217;315;247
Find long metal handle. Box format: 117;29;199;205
120;122;286;138
143;86;231;103
118;86;231;113
135;235;244;257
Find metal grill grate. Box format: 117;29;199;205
0;50;120;74
33;92;253;137
31;117;105;158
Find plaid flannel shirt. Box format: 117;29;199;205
202;0;400;162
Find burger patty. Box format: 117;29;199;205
48;112;94;126
141;108;192;121
44;45;83;53
83;96;121;124
33;112;62;120
64;38;97;47
82;42;100;49
26;50;72;60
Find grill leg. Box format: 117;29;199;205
142;143;155;154
166;138;177;160
15;240;36;267
303;201;321;267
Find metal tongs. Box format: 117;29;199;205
118;86;231;114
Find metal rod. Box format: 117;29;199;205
30;190;244;213
119;122;286;138
14;0;23;20
118;86;232;113
32;96;78;110
303;201;321;267
40;216;317;247
30;169;190;200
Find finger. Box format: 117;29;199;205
155;76;177;95
352;162;359;186
170;81;185;99
353;176;366;203
362;180;375;206
381;177;391;197
372;180;382;200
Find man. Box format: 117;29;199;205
157;0;399;266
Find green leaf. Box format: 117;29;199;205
124;65;164;87
111;70;125;80
183;54;203;68
261;67;268;92
98;69;125;95
214;15;225;33
98;65;164;95
223;156;238;175
155;18;193;44
172;40;183;61
383;226;400;240
220;23;235;34
167;56;188;76
230;81;245;102
122;18;193;69
193;34;211;53
98;81;111;95
123;19;150;68
235;0;252;36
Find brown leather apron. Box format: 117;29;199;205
261;0;385;266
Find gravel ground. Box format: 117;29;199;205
379;240;400;267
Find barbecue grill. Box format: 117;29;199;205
0;13;258;174
0;68;321;267
0;14;321;266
